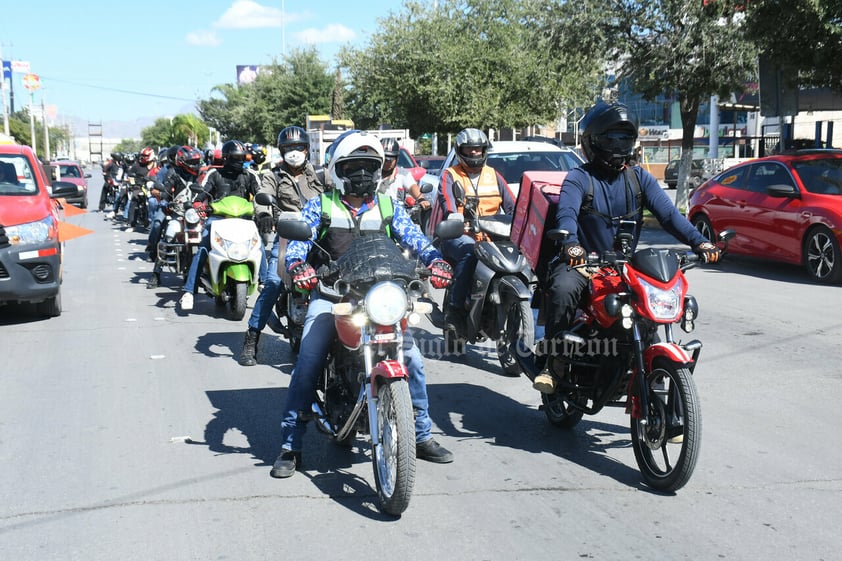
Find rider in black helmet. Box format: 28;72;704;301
532;101;722;394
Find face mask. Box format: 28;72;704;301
283;150;306;168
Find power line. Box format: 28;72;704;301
39;75;198;103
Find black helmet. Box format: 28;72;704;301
175;145;202;177
166;145;179;166
455;128;490;169
110;151;123;162
124;152;136;165
221;139;247;171
277;126;309;152
248;143;267;166
380;137;400;159
580;101;639;172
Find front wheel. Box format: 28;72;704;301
226;281;248;321
631;364;701;492
371;378;416;515
692;214;715;243
497;298;534;376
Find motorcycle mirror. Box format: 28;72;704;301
276;212;312;242
719;229;736;243
546;228;570;242
254;192;277;208
436;214;465;240
419;182;434;194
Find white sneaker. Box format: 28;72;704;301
179;292;194;311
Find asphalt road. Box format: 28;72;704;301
1;176;841;560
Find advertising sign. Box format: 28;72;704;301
22;73;40;92
236;65;260;85
11;60;30;73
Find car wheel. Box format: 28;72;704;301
691;215;715;243
804;226;842;284
690;176;702;189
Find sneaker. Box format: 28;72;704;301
416;438;454;463
270;450;301;478
146;273;160;289
668;434;684;444
179;292;194;311
532;370;556;394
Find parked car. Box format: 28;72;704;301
420;140;585;198
50;159;90;208
415;155;446;176
688;149;842;283
664;158;705;189
398;147;426;182
0;143;66;316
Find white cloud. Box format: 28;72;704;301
214;0;305;29
293;24;356;45
186;30;222;47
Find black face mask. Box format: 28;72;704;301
338;159;381;197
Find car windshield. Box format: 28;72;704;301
0;156;38;195
793;159;842;195
488;151;582;184
398;150;416;169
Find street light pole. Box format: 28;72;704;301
0;43;9;136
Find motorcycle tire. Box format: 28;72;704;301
541;391;585;429
631;363;701;492
497;298;534;377
226;282;249;321
371;378;416;516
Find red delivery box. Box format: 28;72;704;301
511;170;567;274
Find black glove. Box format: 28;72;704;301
563;243;587;267
257;212;274;235
695;241;721;263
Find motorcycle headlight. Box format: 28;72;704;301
213;231;260;262
639;276;683;321
5;216;57;245
365;281;408;326
184;208;200;225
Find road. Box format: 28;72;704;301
1;175;841;560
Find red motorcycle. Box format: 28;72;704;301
523;227;733;491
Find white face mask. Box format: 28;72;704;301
283;150;306;168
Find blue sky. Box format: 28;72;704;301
1;0;403;127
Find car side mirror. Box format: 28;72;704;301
767;183;799;198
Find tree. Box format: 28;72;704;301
606;1;758;210
197;83;261;143
339;0;602;137
743;0;842;93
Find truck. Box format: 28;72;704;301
305;115;414;166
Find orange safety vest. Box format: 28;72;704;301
447;165;504;218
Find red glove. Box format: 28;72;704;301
428;259;453;289
288;261;318;291
404;195;417;207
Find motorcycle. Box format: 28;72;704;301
438;202;535;376
99;175;119;211
126;178;151;229
275;213;463;515
155;184;205;281
520;225;734;491
198;195;263;321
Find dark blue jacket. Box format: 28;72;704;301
555;164;707;253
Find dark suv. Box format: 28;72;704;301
664;158;705;189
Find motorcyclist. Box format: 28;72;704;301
123;147;159;227
428;127;515;335
532;101;721;394
145;146;204;289
100;152;124;211
179;140;261;311
238;126;325;366
111;152;137;220
269;131;455;478
246;142;269;174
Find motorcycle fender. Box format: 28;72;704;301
497;275;531;302
370;360;408;397
224;263;253;283
643;343;694;371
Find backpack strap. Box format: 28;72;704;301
580;166;643;222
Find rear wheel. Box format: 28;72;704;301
631;364;701;492
804;226;842;283
497;298;534;376
226;282;248;321
371;378;416;515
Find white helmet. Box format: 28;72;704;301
328;131;384;197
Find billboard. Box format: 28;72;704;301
236;65;260;85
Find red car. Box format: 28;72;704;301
398;147;425;182
0;143;65;316
688;149;842;283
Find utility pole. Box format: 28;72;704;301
0;43;9;136
41;90;50;159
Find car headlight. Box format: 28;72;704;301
639;276;683;321
365;281;408;325
5;215;57;245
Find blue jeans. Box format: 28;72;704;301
182;217;268;294
279;295;434;453
440;234;477;309
247;235;284;331
146;204;168;259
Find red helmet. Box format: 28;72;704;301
175;146;203;176
138;147;156;166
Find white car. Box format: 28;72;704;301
419;140;584;199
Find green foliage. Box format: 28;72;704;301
114;139;143;153
196;49;333;145
743;0;842;92
339;0;601;136
140;114;210;150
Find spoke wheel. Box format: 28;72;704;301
371;379;416;515
631;365;701;492
804;227;842;283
